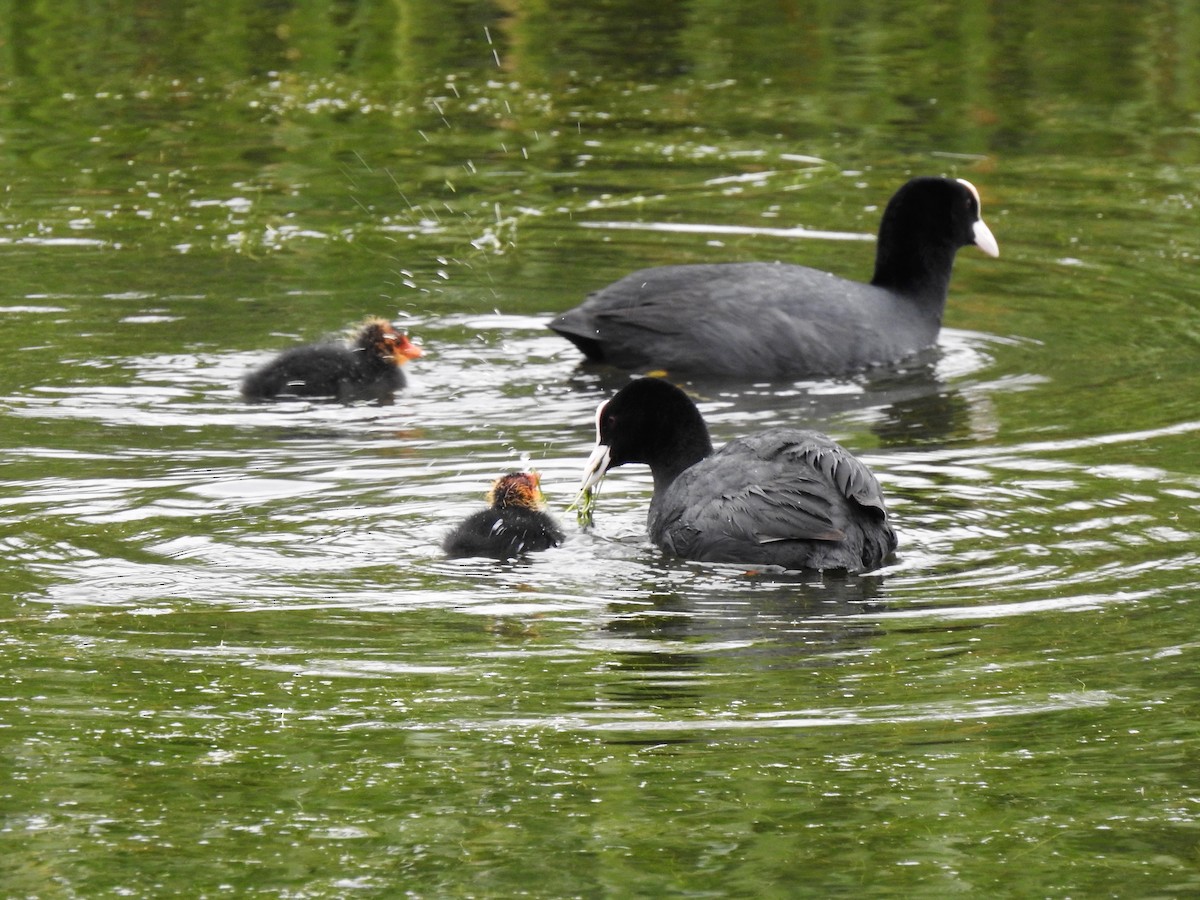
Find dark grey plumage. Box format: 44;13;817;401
549;177;998;378
649;429;896;571
580;378;896;572
241;318;421;403
444;472;564;561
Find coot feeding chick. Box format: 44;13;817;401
549;177;998;378
444;472;565;560
578;378;897;572
241;317;422;403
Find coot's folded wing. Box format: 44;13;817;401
550;264;895;376
653;429;891;558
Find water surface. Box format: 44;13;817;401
2;2;1200;896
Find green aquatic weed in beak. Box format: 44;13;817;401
574;440;611;528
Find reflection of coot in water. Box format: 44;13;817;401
579;378;897;573
564;343;980;450
241;318;422;404
549;177;998;378
444;472;565;561
865;367;976;448
594;575;891;715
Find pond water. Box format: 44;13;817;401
3;1;1200;896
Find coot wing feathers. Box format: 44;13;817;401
767;432;892;516
650;428;894;568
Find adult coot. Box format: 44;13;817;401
444;472;565;560
549;177;998;378
241;317;422;404
578;378;897;572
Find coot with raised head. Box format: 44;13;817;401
550;177;998;378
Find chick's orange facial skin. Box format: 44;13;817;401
359;318;423;364
487;472;545;511
392;333;423;362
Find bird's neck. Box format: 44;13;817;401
870;234;957;307
650;431;713;493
